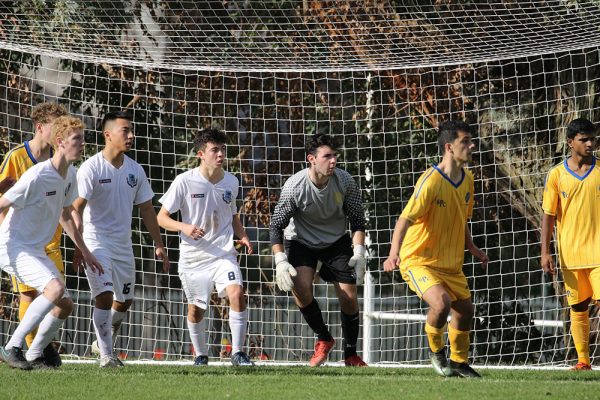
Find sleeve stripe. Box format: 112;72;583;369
0;144;25;175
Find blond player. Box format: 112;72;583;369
541;118;600;371
0;116;103;369
383;120;488;378
0;102;68;367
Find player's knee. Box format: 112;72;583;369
429;295;452;316
115;299;133;312
228;286;246;311
188;305;205;322
43;279;66;303
59;297;74;316
95;291;114;310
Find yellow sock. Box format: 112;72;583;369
448;326;470;364
570;309;590;364
425;323;446;353
18;299;37;349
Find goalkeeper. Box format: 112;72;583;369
270;133;368;367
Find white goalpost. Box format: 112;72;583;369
2;1;600;367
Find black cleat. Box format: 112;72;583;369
231;351;255;367
29;357;54;369
448;360;481;378
430;349;456;377
0;346;32;370
194;355;209;366
42;343;62;367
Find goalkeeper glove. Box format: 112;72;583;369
274;252;297;291
348;245;366;285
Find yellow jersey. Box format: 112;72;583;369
400;166;474;273
0;141;62;255
542;158;600;270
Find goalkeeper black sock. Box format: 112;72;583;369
341;311;360;358
299;299;333;342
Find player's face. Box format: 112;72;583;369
569;133;596;157
308;145;337;176
449;130;475;163
36;117;59;147
60;129;85;162
199;141;226;169
105;118;134;152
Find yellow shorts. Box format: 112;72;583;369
11;250;64;294
562;267;600;306
401;265;471;302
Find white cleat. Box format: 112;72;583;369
100;355;124;368
91;340;101;357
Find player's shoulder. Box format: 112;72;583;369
283;168;308;188
223;170;239;184
0;143;28;169
78;152;102;169
464;167;475;182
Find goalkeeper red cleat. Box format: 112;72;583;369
309;339;335;367
344;354;368;367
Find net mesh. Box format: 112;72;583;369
2;0;600;366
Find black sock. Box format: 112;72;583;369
341;311;360;358
299;299;332;341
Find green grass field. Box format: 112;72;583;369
1;364;600;400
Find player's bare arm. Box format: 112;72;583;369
232;214;253;255
71;197;88;271
59;205;104;275
157;206;205;240
138;200;170;272
540;213;556;275
383;217;412;272
465;225;488;268
0;176;15;193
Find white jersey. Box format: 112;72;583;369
0;160;77;252
159;168;239;268
77;153;154;246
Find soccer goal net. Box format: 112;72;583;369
2;0;600;367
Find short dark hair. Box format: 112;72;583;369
437;120;471;154
567;118;596;139
306;133;336;156
193;128;227;153
102;111;131;131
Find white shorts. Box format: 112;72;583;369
85;247;135;302
0;246;69;298
179;257;243;309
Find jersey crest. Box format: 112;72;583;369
126;173;138;188
222;189;233;204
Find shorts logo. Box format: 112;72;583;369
99;178;111;184
195;298;207;306
126;173;138;188
191;193;205;198
419;276;429;283
45;190;56;196
566;290;573;297
222;190;233;204
465;192;470;203
561;191;568;199
436;199;446;208
103;282;113;287
65;182;72;197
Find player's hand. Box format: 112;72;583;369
72;247;86;273
470;246;489;269
541;253;555;275
82;250;104;275
156;246;170;273
383;255;400;272
236;236;253;255
349;245;367;285
0;176;15;193
182;224;205;240
274;252;296;291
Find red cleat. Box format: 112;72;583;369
344;354;368;367
309;339;335;367
571;362;592;371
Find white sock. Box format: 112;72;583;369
93;308;113;357
5;295;54;349
187;318;207;357
229;309;248;355
111;309;126;337
26;313;64;361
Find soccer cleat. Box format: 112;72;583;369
42;343;62;367
571;362;592;371
448;360;481;378
29;357;53;370
309;339;335;367
194;355;209;366
231;351;255;366
0;346;32;370
430;349;455;377
344;354;368;367
99;355;124;368
90;340;101;357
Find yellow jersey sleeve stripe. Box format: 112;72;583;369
0;144;26;174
